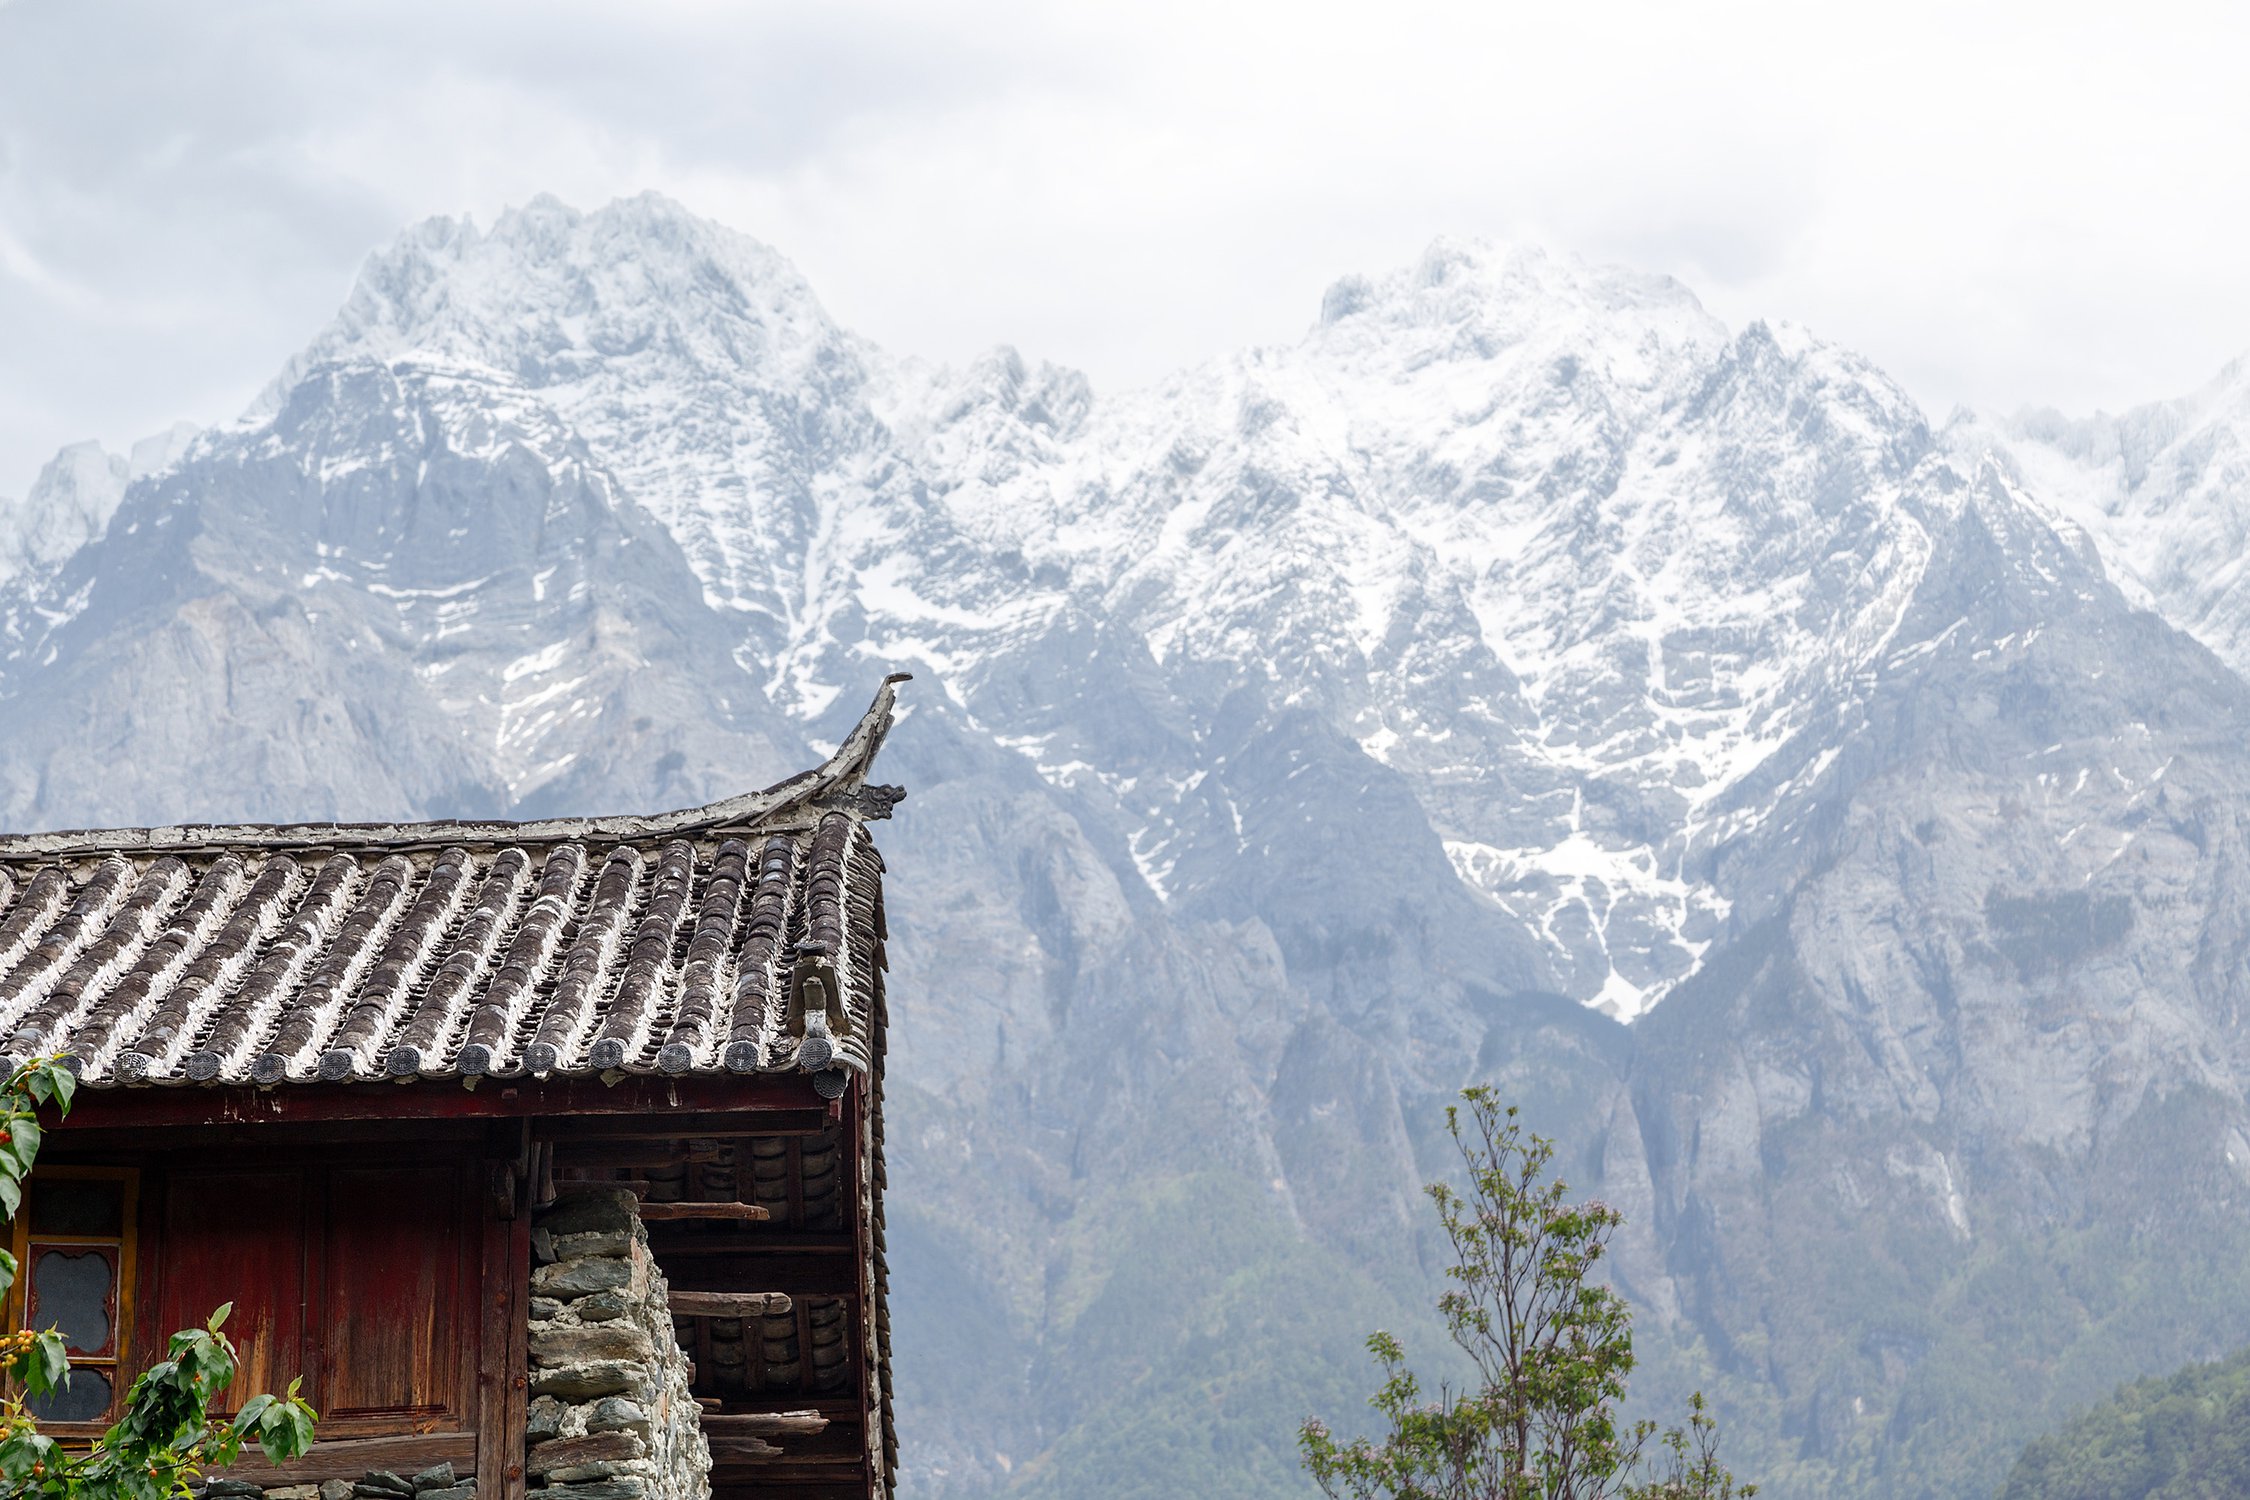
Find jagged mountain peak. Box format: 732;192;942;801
0;420;206;586
270;191;848;403
1977;350;2250;677
1307;236;1723;394
1990;349;2250;516
877;345;1095;455
852;232;2022;1023
0;335;803;828
2004;348;2250;460
246;193;894;627
0;205;2085;1028
1319;235;1710;327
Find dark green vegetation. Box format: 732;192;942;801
1997;1345;2250;1500
0;1057;316;1498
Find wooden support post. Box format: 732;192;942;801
478;1140;531;1500
500;1197;531;1500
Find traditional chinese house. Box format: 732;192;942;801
0;677;910;1500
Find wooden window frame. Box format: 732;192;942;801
4;1165;140;1435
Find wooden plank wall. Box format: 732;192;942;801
46;1088;882;1500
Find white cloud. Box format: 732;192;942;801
3;0;2248;495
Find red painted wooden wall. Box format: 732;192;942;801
148;1161;484;1437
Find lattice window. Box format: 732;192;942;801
5;1167;139;1429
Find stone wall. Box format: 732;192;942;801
526;1188;711;1500
202;1463;472;1500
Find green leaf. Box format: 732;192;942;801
4;1116;42;1174
207;1300;233;1333
259;1397;317;1462
21;1060;76;1114
0;1429;58;1486
27;1330;71;1395
204;1428;245;1468
0;1172;20;1221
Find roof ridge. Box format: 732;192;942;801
0;674;912;861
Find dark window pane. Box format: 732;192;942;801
26;1364;111;1423
29;1178;124;1236
29;1247;114;1356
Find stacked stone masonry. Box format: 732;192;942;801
527;1189;711;1500
199;1462;473;1500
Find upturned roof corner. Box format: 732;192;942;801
0;673;913;860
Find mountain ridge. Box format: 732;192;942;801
8;195;2250;1500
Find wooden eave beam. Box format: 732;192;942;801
533;1110;835;1141
54;1075;828;1131
635;1200;772;1222
670;1291;794;1318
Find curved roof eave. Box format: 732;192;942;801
0;673;912;860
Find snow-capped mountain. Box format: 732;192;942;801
0;348;802;825
1960;360;2250;680
256;198;2000;1020
881;242;1947;1020
0;421;196;585
9;196;2250;1500
265;194;903;664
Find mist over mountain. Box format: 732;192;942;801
6;194;2250;1500
1959;363;2250;679
0;421;197;586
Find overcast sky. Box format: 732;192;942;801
3;0;2247;498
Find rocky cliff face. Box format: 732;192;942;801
6;195;2250;1500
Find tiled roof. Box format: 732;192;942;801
0;677;907;1091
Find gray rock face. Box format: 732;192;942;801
11;195;2250;1499
530;1323;654;1365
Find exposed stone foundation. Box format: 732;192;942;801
199;1461;473;1500
526;1188;711;1500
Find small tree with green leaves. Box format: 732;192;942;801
1300;1087;1752;1500
0;1056;317;1497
